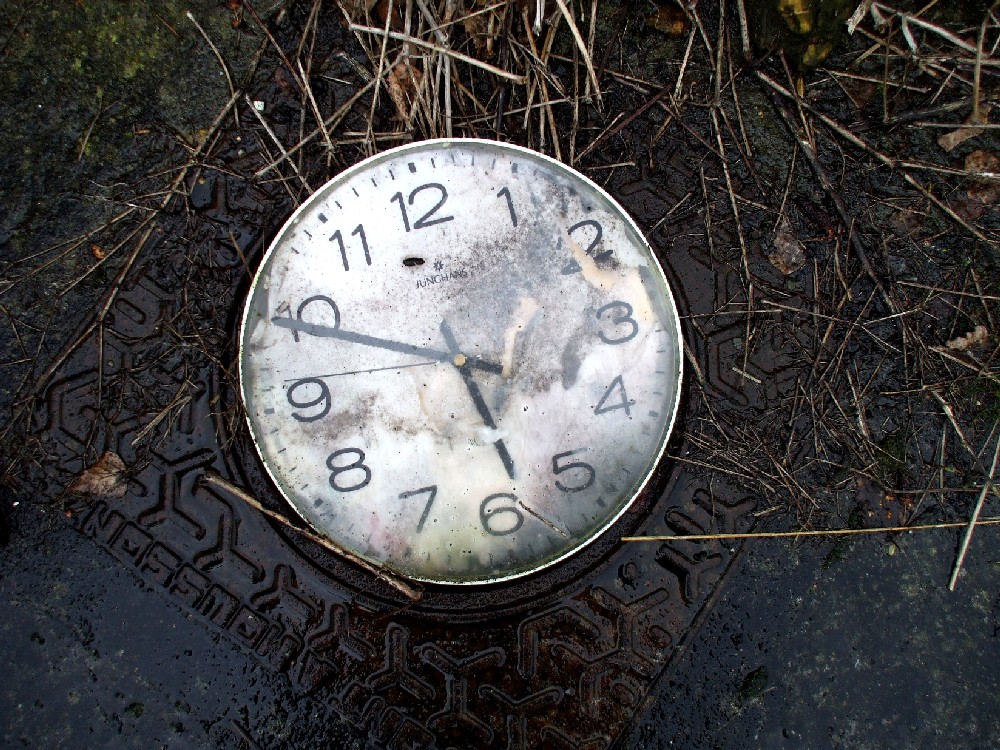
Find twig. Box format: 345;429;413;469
576;85;670;162
948;429;1000;590
32;41;264;398
243;0;305;92
76;94;108;162
254;78;376;178
623;517;1000;542
246;94;313;194
200;471;423;601
186;11;239;127
766;86;897;314
349;24;527;83
552;0;601;105
903;172;990;243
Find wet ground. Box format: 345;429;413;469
2;1;999;748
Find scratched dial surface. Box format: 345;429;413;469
239;139;682;584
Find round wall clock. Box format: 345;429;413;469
239;139;682;585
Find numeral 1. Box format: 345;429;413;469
497;186;517;226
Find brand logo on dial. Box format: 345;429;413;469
415;266;471;289
238;139;683;585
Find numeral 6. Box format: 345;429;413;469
479;492;524;536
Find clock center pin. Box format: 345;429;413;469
452;353;467;367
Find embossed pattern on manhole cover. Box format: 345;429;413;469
28;10;813;739
32;161;808;746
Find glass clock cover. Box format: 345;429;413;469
239;139;682;584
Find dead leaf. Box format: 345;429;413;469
768;219;807;275
778;0;816;34
801;41;836;67
946;324;989;352
90;243;106;260
889;207;921;237
950;195;988;223
68;452;128;499
838;78;877;110
386;62;423;122
965;149;1000;204
646;2;689;37
938;105;991;153
463;11;492;56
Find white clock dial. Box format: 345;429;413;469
239;139;682;584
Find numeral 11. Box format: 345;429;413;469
330;224;370;271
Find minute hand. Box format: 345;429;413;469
271;317;503;375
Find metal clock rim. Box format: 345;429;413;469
237;137;685;587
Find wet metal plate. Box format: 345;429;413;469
31;159;798;748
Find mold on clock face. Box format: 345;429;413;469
239;140;682;584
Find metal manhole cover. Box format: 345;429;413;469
32;158;795;749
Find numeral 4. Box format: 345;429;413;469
594;375;632;416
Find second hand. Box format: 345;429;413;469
283;360;438;382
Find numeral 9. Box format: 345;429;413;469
286;378;331;422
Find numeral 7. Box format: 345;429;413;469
399;485;437;532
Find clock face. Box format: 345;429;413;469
239;139;682;585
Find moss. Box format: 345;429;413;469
966;376;1000;423
737;665;769;706
822;505;864;569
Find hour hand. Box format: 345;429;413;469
440;320;516;480
271;316;502;374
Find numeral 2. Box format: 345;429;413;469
391;183;454;231
568;219;612;261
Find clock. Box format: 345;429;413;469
239;139;682;585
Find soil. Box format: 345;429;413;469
1;1;999;748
